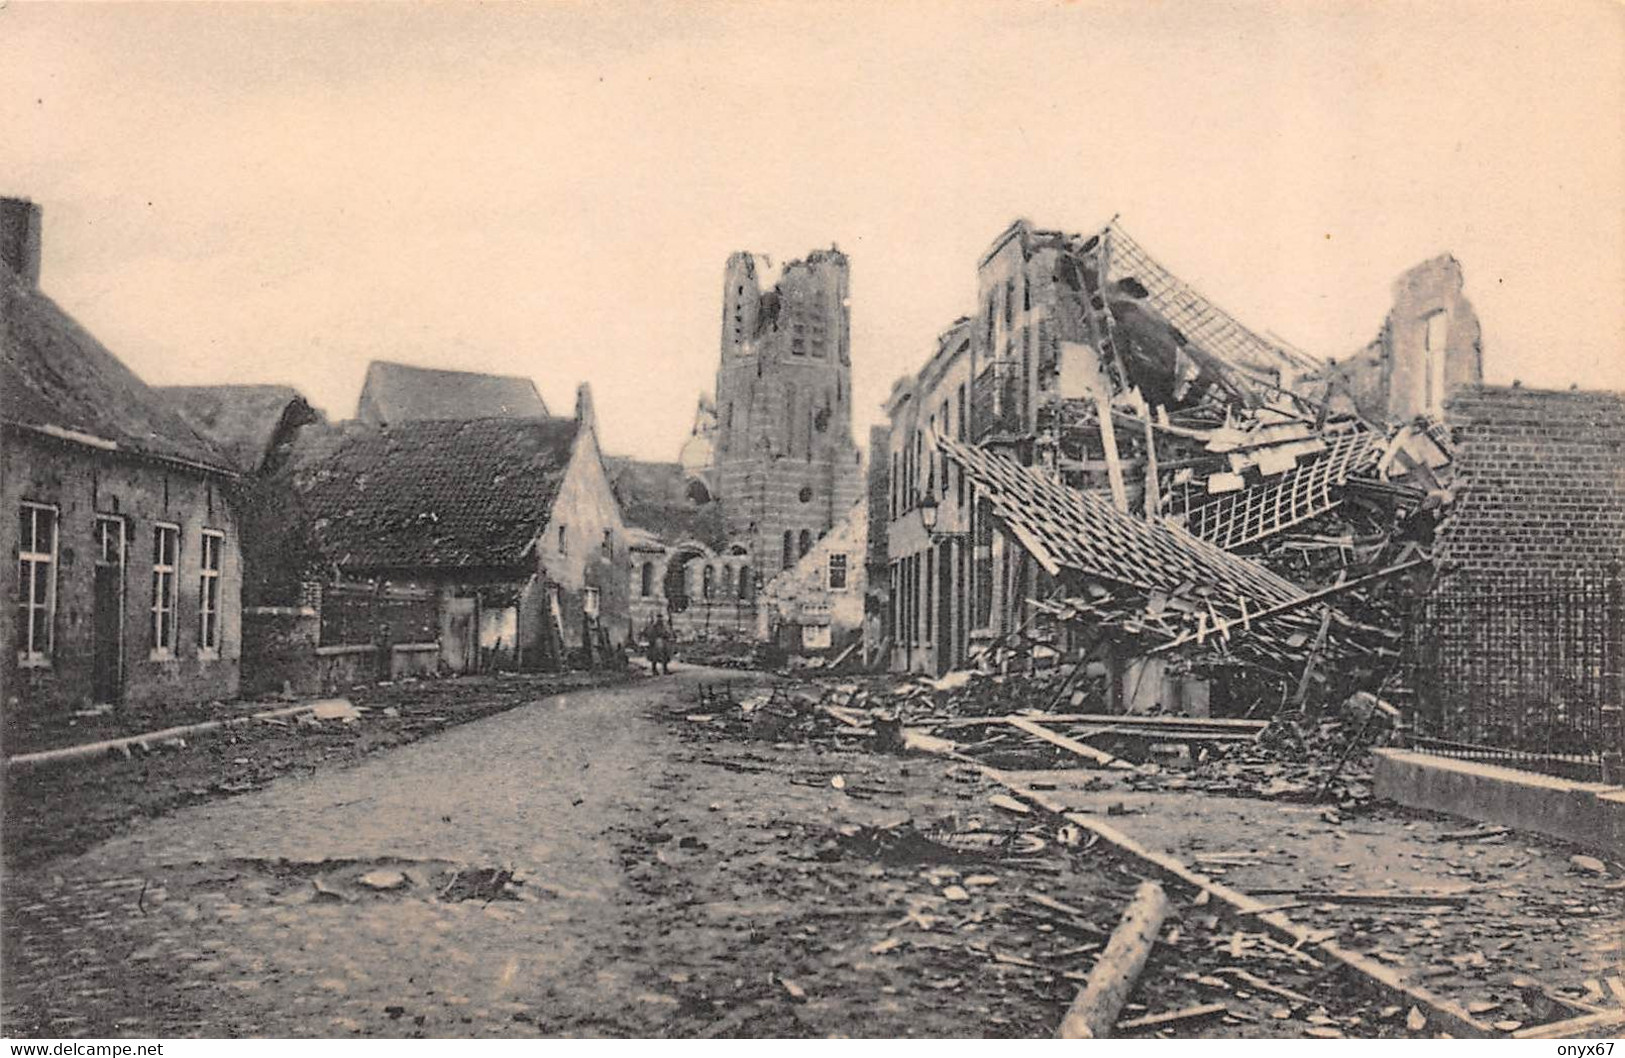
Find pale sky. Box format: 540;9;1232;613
3;1;1621;460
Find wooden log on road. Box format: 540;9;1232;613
1510;1007;1625;1039
4;700;327;770
1057;881;1171;1039
1115;1002;1229;1034
1006;716;1133;770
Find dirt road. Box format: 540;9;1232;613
10;667;1602;1039
7;667;1097;1037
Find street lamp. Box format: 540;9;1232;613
918;494;940;534
918;495;966;541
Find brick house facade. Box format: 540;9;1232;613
2;198;244;714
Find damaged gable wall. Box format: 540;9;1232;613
525;397;632;657
1384;255;1483;421
1320;255;1483;423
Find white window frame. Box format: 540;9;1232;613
828;552;849;592
96;515;126;567
151;523;180;659
198;529;224;657
1423;309;1449;416
582;586;601;617
16;502;58;667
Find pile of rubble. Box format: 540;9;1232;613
669;635;774;672
680;664;1394;811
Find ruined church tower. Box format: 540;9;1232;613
713;247;863;577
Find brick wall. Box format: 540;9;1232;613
2;432;243;714
1438;386;1625;576
240;606;320;697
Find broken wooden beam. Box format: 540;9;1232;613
1058;881;1172;1039
1511;1008;1625;1040
1437;825;1512;842
903;735;1496;1038
1144;557;1430;656
1212;966;1313;1006
1244;889;1470;907
5;700;333;770
936;712;1267;732
1115;1002;1229;1034
1006;716;1133;770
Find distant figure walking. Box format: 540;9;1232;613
644;615;673;676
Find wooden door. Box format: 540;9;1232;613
441;597;477;674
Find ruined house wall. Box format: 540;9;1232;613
1385;255;1482;421
885;324;975;674
712;249;863;578
763;501;866;652
865;423;892;658
627;544;756;640
530;424;631;656
972;221;1080;441
2;433;243;712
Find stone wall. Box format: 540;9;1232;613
240;605;320;697
2;432;243;713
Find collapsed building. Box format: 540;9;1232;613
884;218;1506;730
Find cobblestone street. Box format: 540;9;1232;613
7;665;1623;1040
6;666;1140;1038
2;668;761;1036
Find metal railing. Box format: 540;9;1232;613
1403;565;1624;781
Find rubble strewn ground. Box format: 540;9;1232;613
3;665;1620;1038
1;670;634;872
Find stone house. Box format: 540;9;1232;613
2;198;244;713
884;318;976;674
256;385;629;688
761;499;867;656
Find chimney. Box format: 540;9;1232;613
0;198;42;287
574;382;596;429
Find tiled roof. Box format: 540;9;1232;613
282;416;580;570
604;457;729;551
357;360;549;423
0;262;234;473
1178;430;1383;551
158;384;321;473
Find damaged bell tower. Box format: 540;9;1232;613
711;247;864;577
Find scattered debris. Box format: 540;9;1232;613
1115;1002;1229;1034
1569;854;1609;876
1057;881;1171;1039
356;870;409;892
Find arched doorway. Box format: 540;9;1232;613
663;545;708;612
